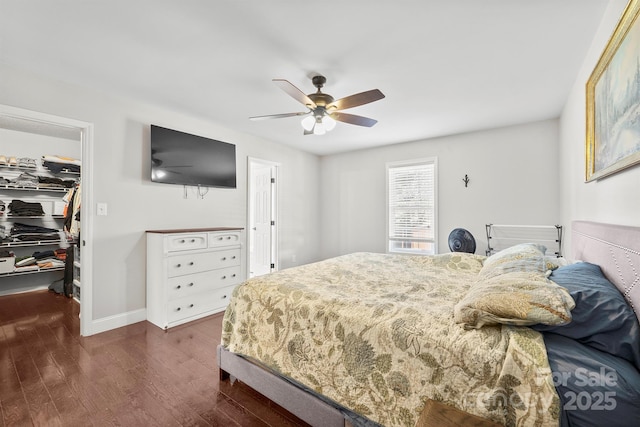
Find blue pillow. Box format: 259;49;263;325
543;333;640;427
532;262;640;371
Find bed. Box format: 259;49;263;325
218;221;640;426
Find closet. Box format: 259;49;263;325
0;114;82;301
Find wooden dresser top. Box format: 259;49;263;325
146;227;243;234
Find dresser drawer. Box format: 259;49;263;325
209;231;242;248
166;234;207;252
167;248;240;277
167;265;241;300
167;284;236;324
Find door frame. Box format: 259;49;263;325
247;157;279;278
0;104;94;336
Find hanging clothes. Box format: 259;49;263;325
63;183;81;238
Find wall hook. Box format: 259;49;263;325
463;174;470;187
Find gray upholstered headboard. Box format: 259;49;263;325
572;221;640;323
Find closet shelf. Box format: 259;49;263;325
0;164;38;172
0;215;65;220
0;266;65;277
0;162;79;176
0;238;74;248
0;184;69;193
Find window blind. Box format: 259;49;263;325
387;159;436;255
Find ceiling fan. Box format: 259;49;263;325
249;75;385;135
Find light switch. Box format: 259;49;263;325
97;203;108;216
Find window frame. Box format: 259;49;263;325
385;157;438;255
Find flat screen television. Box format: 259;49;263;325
150;125;237;188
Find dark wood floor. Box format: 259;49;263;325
0;290;310;427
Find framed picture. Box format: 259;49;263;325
586;0;640;181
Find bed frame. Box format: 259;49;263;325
218;220;640;427
572;221;640;323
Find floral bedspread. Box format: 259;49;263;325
221;252;559;427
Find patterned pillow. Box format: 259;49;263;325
479;243;547;279
544;256;569;271
454;271;575;329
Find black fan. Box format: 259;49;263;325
448;228;476;253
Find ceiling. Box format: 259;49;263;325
0;1;610;156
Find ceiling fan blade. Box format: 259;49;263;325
327;89;385;111
249;111;310;121
330;112;378;127
273;79;317;109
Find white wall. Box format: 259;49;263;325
560;0;640;253
0;64;320;329
320;119;561;259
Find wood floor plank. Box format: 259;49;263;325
0;290;311;426
127;363;213;427
20;380;63;427
0;391;32;426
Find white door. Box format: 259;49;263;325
248;159;278;278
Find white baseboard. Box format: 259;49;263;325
84;308;147;336
0;285;49;297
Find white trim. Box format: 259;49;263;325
0;104;95;335
0;285;49;297
89;308;147;335
247;157;280;277
79;122;95;335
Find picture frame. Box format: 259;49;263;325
586;0;640;181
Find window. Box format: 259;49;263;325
386;158;437;255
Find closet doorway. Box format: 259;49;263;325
247;158;279;278
0;104;93;336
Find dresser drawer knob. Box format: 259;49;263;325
227;236;231;240
218;237;223;240
222;276;227;280
176;307;181;311
180;239;185;243
189;304;194;308
190;239;195;243
177;285;181;289
222;295;227;299
232;274;236;278
232;256;236;260
222;257;226;261
188;282;194;287
189;262;194;266
176;264;181;268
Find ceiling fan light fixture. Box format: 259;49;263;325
323;115;336;131
313;118;326;135
301;115;315;131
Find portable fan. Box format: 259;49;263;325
448;228;476;253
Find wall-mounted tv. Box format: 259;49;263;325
150;125;237;189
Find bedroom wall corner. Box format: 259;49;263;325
319;119;561;260
559;0;640;254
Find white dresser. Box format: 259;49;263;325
146;227;245;329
